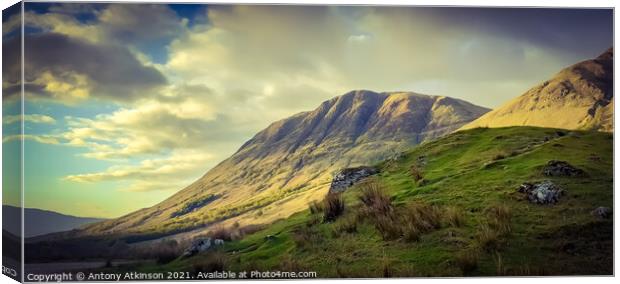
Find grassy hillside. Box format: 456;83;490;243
108;127;614;276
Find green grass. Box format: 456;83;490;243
129;127;614;277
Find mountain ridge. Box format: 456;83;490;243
81;90;489;238
460;48;613;132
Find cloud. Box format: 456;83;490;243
64;150;213;192
2;134;60;144
61;105;213;159
97;4;186;45
164;5;598;112
3;4;184;103
2;33;167;103
24;10;104;42
13;4;185;46
53;83;255;160
15;4;613;197
3;114;56;125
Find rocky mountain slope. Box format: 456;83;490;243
460;48;613;132
83;90;489;238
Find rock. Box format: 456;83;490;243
265;235;277;241
214;239;225;246
542;160;585;177
518;180;565;204
329;166;379;193
182;238;212;257
591;207;612;219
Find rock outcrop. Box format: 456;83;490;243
182;238;212;257
329;166;379;193
182;237;225;257
542;160;585;177
518;181;565;204
591;207;612;219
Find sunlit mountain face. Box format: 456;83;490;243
2;3;612;218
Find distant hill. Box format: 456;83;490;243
82;90;489;238
3;205;106;237
461;48;613;132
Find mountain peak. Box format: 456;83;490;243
461;48;613;132
83;90;489;236
597;47;613;60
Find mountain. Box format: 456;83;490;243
83;90;489;238
460;48;613;132
2;205;106;237
167;127;612;276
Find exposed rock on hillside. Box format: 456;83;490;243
329;166;378;194
591;207;612;219
182;237;225;257
542;160;585;177
518;181;565;204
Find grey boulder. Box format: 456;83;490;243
518;180;565;204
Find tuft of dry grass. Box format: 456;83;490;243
444;206;465;227
474;204;514;252
357;181;443;242
332;215;358;237
292;226;323;249
476;224;502;252
401;202;442;233
402;223;421;242
323;193;345;222
409;165;424;182
308;200;324;215
358;182;393;217
486;204;512;235
374;215;402;241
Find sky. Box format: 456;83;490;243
1;3;613;218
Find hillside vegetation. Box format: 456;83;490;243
131;126;612;276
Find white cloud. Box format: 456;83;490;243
347;34;371;43
60;97;217;159
3;114;56;125
64;150;213;192
2;134;60;144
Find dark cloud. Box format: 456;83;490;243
2;31;21;99
11;33;167;102
423;7;613;58
97;4;185;44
